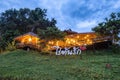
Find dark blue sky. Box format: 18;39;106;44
0;0;120;32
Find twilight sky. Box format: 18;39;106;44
0;0;120;32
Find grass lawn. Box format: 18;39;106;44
0;50;120;80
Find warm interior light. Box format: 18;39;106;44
73;40;75;43
86;35;89;37
56;41;59;46
87;39;90;42
90;41;92;44
84;37;87;39
77;36;79;38
36;38;38;44
48;41;51;44
21;40;25;43
51;41;53;44
48;41;54;44
29;38;32;41
68;41;70;44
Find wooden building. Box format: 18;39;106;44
14;31;112;51
47;32;112;50
14;32;40;50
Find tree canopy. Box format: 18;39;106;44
92;12;120;42
37;27;66;49
0;8;61;49
38;27;65;40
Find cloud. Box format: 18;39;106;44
0;0;120;32
76;20;97;28
113;0;120;9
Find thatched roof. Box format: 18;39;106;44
64;30;78;35
23;32;38;37
14;32;39;40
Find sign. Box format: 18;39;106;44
53;46;81;55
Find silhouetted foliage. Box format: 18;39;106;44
0;8;57;49
92;12;120;42
37;27;66;49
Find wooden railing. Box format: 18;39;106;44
16;43;41;51
92;36;112;43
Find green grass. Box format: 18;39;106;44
0;50;120;80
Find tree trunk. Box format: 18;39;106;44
112;35;115;44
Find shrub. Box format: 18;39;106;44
5;41;16;51
110;44;120;54
0;49;3;54
39;51;50;55
0;40;7;50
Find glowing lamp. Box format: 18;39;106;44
29;38;32;42
68;41;70;44
51;41;53;44
87;39;90;42
56;41;59;46
86;35;89;37
73;40;75;43
84;37;87;39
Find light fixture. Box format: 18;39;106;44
29;38;32;42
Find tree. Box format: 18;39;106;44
0;8;57;49
92;13;120;67
37;27;66;50
92;12;120;43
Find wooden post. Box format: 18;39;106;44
27;47;30;51
92;39;96;53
